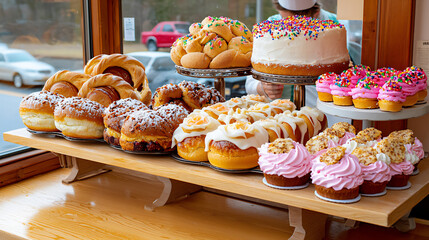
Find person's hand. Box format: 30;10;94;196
259;82;284;99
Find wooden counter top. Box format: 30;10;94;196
4;128;429;227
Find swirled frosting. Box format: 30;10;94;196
338;132;356;145
218;108;251;125
342;139;378;153
223;97;247;109
360;160;392;183
316;72;337;94
377;80;406;102
395;73;418;96
350;75;380;99
405;66;427;91
405;143;420;165
330;76;352;97
373;67;398;86
411;138;425;160
389;160;414;176
340;65;370;86
311;152;363;190
258;141;311;178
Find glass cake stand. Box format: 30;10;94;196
175;66;252;97
251;69;318;109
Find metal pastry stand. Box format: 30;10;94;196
251;69;318;110
175;66;252;97
316;99;429;129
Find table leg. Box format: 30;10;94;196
62;157;110;184
214;77;225;97
288;206;328;240
293;85;306;110
145;176;202;211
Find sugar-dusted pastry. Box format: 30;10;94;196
352;146;391;195
78;73;141;107
316;72;337;102
311;146;363;201
172;110;221;162
205;122;269;170
19;91;64;132
259;138;311;187
293;106;327;138
151;83;183;108
103;98;148;146
350;75;381;109
54;97;105;139
253;118;287;142
43;70;91;97
179;81;225;110
273;112;308;144
270;99;296;113
377;79;405;112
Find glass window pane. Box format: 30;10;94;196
0;1;83;154
162;24;173;32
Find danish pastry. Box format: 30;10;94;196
19;91;64;132
273;112;309;144
43;70;91;97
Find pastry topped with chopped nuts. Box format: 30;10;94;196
352;146;378;166
268;138;295;154
332;122;356;134
357;127;382;141
305;135;331;155
323;127;346;138
388;129;415;145
320;146;346;165
375;138;405;164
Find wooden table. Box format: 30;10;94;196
4;128;429;239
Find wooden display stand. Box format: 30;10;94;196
4;128;429;240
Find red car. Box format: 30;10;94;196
141;21;190;51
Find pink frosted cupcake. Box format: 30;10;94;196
388;129;424;170
350;75;381;109
331;76;353;106
405;66;427;101
316;72;337;102
311;146;363;200
305;134;338;159
331;122;356;145
373;67;398;86
377;80;405;112
395;73;419;107
259;138;311;188
375;138;414;188
352;146;391;195
340;65;371;87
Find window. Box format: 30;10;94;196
0;54;4;62
175;23;191;34
162;24;174;32
152;57;175;71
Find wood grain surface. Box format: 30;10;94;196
4;128;429;227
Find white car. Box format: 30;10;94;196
0;48;55;88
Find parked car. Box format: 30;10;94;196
127;51;246;99
0;48;55;88
141;21;190;51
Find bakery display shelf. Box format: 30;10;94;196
250;69;318;85
4;128;429;230
171;153;263;174
27;129;104;143
316;99;429;121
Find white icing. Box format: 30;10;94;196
251;27;349;66
202;103;230;118
293;107;324;137
253;119;284;139
218;108;251;124
223;98;247;109
376;153;391;165
344;139;378;153
248;103;277;117
273;113;307;143
205;122;269;151
405;150;419;165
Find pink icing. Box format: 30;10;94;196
330;77;352;97
405;66;427;91
349;76;380;99
340;65;370;86
360;161;392;183
316;72;337;94
389;160;414;176
377;80;406;102
412;138;425;160
373;67;398;85
395;73;418;96
309;140;339;161
338;132;355;145
311;152;363;191
258;141;311;178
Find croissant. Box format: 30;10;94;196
78;73;141;107
43;70;91;97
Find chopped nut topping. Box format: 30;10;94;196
305;135;329;155
320;146;346;165
376;138;405;164
352;147;378;165
323;127;345;138
268;138;295;154
332;122;356;134
388;129;414;145
357;128;382;141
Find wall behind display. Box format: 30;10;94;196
409;0;429;152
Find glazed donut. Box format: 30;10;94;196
78;74;141;107
228;36;252;54
91;54;146;90
19;91;64;132
180;52;211;69
203;36;227;58
151;83;183;108
103;98;148;146
202;20;234;42
54;97;105;139
229;20;253;42
209;49;251;69
43;70;91;98
84;54;107;75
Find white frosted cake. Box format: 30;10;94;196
251;15;350;76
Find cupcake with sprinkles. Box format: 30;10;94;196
373;67;398;86
349;75;380;109
340;65;371;87
405;66;427;101
316;72;337;102
394;72;419;107
377;79;405;112
330;75;353;106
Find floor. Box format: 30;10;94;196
0;168;426;240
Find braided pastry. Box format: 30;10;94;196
203;36;227;58
84;54;107;75
228;36;252;54
180;52;211;69
209;49;251;69
202;20;234;42
43;70;91;97
78;73;141;107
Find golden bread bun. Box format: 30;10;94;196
43;70;91;97
180;52;211;69
208;140;259;169
197;31;217;45
202;20;234;42
177;135;208;162
184;37;203;53
203;36;227;58
171;35;191;66
54;97;105;138
209;49;251;68
189;22;203;35
19;91;64;132
228;36;252;54
78;73;141;107
229;20;253;42
84;54;107;75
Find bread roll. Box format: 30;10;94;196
43;70;91;97
180;52;211;69
209;49;251;69
228;36;252;54
203;36;227;58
